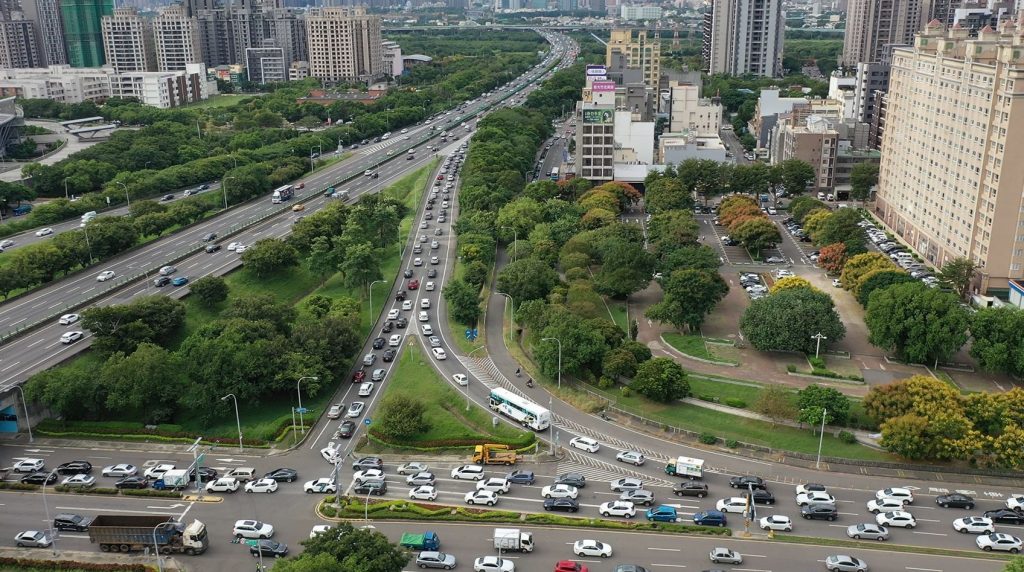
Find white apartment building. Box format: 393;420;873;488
0;63;212;107
619;5;662;19
101;7;155;73
614;109;654;164
659;130;728;164
381;39;403;77
668;81;721;135
875;20;1024;293
305;7;384;84
153;4;202;72
705;0;783;77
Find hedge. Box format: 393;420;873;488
0;557;148;571
366;432;535;452
35;416;307;447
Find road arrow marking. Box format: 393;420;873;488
216;458;245;463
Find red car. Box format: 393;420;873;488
407;279;419;290
436;175;444;181
352;369;366;383
554;562;588;572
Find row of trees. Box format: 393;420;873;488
716;195;781;256
643;158;817;212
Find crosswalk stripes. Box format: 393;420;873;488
559;450;675;487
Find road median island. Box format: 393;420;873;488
772;533;1015;562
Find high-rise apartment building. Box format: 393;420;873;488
576;79;616;182
305;7;383;84
153;4;202;72
245;42;284;83
101;7;156;72
875;20;1024;292
840;0;926;66
0;0;42;69
705;0;783;77
21;0;65;65
61;0;113;67
265;7;306;66
605;29;660;88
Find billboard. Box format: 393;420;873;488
591;81;616;92
586;65;608;77
582;109;614;124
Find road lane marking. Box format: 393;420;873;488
906;568;942;571
649;565;687;568
647;547;681;552
911;531;947;536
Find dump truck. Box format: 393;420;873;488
472;444;517;466
87;515;208;555
399;531;440;551
665;456;704;480
493;528;533;552
152;469;189;490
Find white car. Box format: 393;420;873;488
453;373;469;386
397;462;428;475
716;497;750;513
476;477;511;494
346;401;365;418
353;469;385;483
233;520;274;539
205;477;240;493
709;547;743;564
615;451;646;466
876;487;914;504
320;442;341;462
977;532;1023;552
542;484;578;499
309;525;332;538
432;347;447;360
389;334;401;347
573;539;612;558
61;474;96;487
96;270;115;281
474;555;514;572
387;309;400;320
414;257;423;266
426;281;436;291
409;485;438;501
954;517;995;534
244;478;279;493
327;403;344;419
60;331;84;344
797;491;836;506
304;478;337;494
599;501;636;518
144;463;175;479
451;465;485;480
58;313;80;325
876;510;916;529
464;490;498;506
569;436;600;453
1007;495;1024;510
101;463;137;477
402;300;413;311
35;228;53;236
13;458;44;472
358;382;374;397
867;497;906;514
759;515;793;531
406;472;435;486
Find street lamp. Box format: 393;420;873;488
82;224;95;265
816;407;828;469
40;468;59;555
151;522;171;572
543;336;562;389
63;178;69;200
296;376;319;436
500;225;518;261
221;393;243;451
13;385;32;442
222;175;236;209
811;332;828;359
116;181;130;209
495;292;513;342
310;144;322;172
368;279;387;326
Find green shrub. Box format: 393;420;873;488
699;432;717;445
0;482;39;491
121;488;183;498
808;356;826;369
723;397;747;408
810;368;839;378
621;386;633;397
597;376;615;390
838;430;857;444
0;556;148;571
565;267;590;281
725;439;739;448
786;364;797;373
698;394;718;402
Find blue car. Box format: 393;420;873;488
171;276;189;286
693;510;728;527
646;505;678;522
506;470;535;485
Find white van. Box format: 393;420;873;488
421;298;431;309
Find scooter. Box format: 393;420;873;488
526;378;534;388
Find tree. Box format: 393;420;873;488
602;346;638;379
82;295;186;356
816;207;863;249
497;257;560;302
223;293;296;334
188;276;228;308
796;384;851;426
877;413;932;459
969;307;1024;377
817;243;847;274
789;196;829;223
769;276;815;294
856;269;915;306
678;158;728;205
646;268;728;331
293;523;409;572
631;357;690;403
338;241;382;291
660;245;720;273
645;176;692;213
719;202;762;228
24;367;108;421
938;256;978;300
731;217;781;253
773;158;815;197
740;287;846;354
444;279;482;326
730;163;771;195
647;210;699;257
840;252;895;293
753;385;797;426
101;343;182;423
802;209;832;242
593;238;655;298
849;162;879;203
375;394;428;441
240;238;299;277
866;282;969;364
496;197;544;241
307;236;341;285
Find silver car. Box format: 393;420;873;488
825;555;868;572
846;523;889;541
416;551;456;569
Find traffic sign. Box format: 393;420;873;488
295;407;309;414
364;418;372;426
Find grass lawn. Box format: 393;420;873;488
663;333;739;365
372;340;534;450
607;299;629;333
184;94;250;109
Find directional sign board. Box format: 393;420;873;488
364;418;372;426
295;407;309;414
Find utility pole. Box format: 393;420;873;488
811;332;828;359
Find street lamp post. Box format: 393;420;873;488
296;376;319;436
82;224;95;265
40;468;59;555
221;393;243;451
816;407;827;469
63;178;69;200
368;279;386;326
500;226;518;261
495;292;513;342
152;523;169;572
310;144;322;172
116;181;130;209
543;337;562;389
13;385;32;442
222;176;236;210
811;332;828;359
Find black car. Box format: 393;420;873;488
250;539;289;558
396;291;407;301
190;466;218;481
382;321;394;333
55;461;92;475
395;317;408;328
202;233;217;242
543;497;579;512
984;509;1024;525
801;503;838;521
555;472;586;488
53;513;92;532
506;470;535;485
154;276;171;287
404;269;414;278
338;421;356;438
353;481;387;495
115;476;149;489
263;468;298;483
372;337;386;350
936;493;975;509
747;489;776;505
425;203;433;210
427;268;437;278
382;349;397;362
729;476;766;489
161;194;174;201
672;482;708;498
21;472;58;485
352;456;384;471
205;243;221;253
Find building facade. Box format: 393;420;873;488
153;4;202;72
619;5;662;19
245;43;285;83
705;0;783;77
668;81;722;135
605;29;660;88
61;0;113;67
576;79;616;182
0;17;42;68
22;0;66;65
381;39;402;77
773;114;839;190
840;0;927;66
101;7;156;73
0;63;212;107
875;20;1024;292
305;7;383;84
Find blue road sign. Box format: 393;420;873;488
295;407;309;414
465;329;472;339
364;418;372;426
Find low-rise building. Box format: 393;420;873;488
659;130;728;164
0;63;212;107
381;39;403;77
667;81;721;136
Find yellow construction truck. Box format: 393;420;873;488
472;444;517;465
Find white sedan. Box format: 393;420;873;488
244;478;279;493
759;515;793;531
35;228;53;237
397;462;428;475
58;313;80;325
96;270;115;281
716;497;749;514
1007;495;1024;510
977;532;1023;552
876;487;914;504
101;463;138;477
409;485;438;501
473;556;514;572
431;347;447;360
406;472;436;486
569;436;600;453
542;484;578;499
796;491;836;506
867;497;905;514
599;501;636;518
353;469;385;483
144;463;175;480
876;510;917;529
61;474;96;487
304;478;337;494
453;374;469;386
615;451;646;466
327;403;344;419
60;331;84;344
309;525;332;538
13;458;44;472
573;539;613;558
464;490;498;506
954;517;995;534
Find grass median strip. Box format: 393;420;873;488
663;333;739;365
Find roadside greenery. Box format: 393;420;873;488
272;522;409;572
740;286;845;354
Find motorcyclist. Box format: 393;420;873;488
526;378;534;388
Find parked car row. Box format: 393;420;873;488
860;220;939;287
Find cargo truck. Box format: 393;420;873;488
493;528;533;552
87;515;208;555
152;469;189;490
665;456;704;480
472;444;517;465
399;531;440;551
